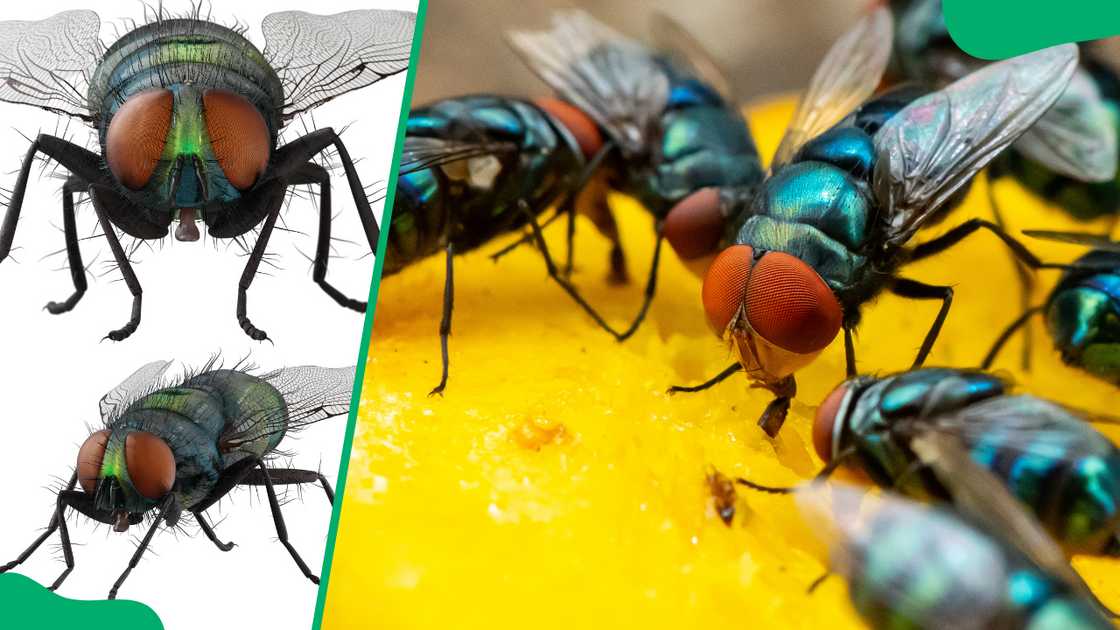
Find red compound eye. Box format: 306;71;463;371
535;97;604;160
702;245;754;335
204;89;270;190
106;89;173;190
124;432;176;500
744;252;842;354
665;188;725;261
77;430;111;494
814;384;849;462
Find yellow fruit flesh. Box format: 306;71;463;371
322;97;1120;629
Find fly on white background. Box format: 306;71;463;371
0;1;418;628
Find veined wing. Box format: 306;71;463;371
770;7;893;170
99;360;173;422
0;10;102;123
262;10;415;122
507;10;669;157
874;44;1079;247
1013;67;1118;183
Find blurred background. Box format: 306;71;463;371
411;0;868;104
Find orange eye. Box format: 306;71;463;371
664;188;725;261
77;430;111;494
813;384;849;462
106;89;173;190
744;252;842;354
702;245;754;335
535;97;604;159
124;432;176;500
203;89;270;190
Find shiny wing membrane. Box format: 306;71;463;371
770;7;893;170
874;44;1080;247
99;360;173;422
507;9;670;156
0;10;102;123
1013;67;1118;183
648;12;735;103
262;9;415;122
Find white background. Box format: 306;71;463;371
0;1;416;628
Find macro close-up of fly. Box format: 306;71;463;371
0;5;414;341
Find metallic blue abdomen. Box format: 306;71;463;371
386;95;583;274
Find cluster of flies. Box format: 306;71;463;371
0;4;413;600
384;0;1120;627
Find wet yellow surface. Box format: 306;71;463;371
322;97;1120;629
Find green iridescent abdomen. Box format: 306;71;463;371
1047;251;1120;385
848;505;1111;629
386;95;583;275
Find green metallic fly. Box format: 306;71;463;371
0;358;354;600
0;6;414;341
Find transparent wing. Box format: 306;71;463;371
99;360;173;422
874;44;1080;247
648;12;735;103
0;10;102;122
262;10;415;121
1024;229;1120;252
908;431;1106;607
770;7;893;170
898;395;1116;467
400;136;519;176
261;365;356;429
507;10;669;156
1013;67;1118;183
796;483;1009;629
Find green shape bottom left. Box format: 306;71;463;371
0;574;163;630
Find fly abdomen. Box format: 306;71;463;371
387;95;583;272
183;369;288;462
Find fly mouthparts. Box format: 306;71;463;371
113;510;130;533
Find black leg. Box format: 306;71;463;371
255;462;320;584
907;218;1068;270
289;163;367;312
89;191;143;341
430;244;454;397
271;128;378;250
489;211;563;262
520;200;657;341
0;473;77;582
981;306;1043;369
667;362;742;395
891;278;953;369
735;447;855;494
195;512;235;552
988;181;1034;369
45;176;90;315
0;135;105;264
107;495;171;600
236;182;286;341
844;327;857;378
238;467;335;504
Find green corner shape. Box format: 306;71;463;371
0;574;163;630
945;0;1120;60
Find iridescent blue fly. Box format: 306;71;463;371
0;7;414;341
800;484;1113;630
786;367;1120;559
889;0;1120;367
670;9;1081;437
385;11;763;394
985;233;1120;385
